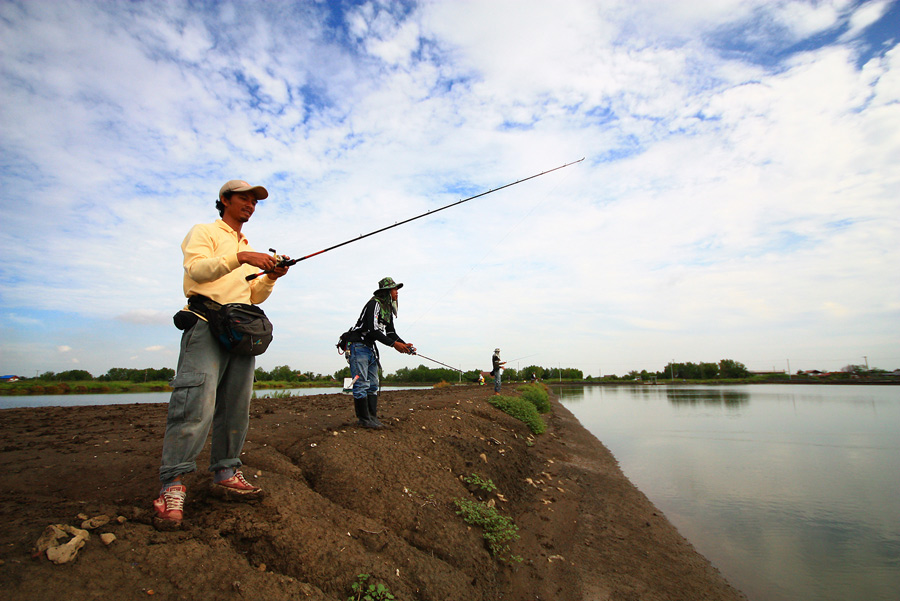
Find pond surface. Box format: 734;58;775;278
554;384;900;601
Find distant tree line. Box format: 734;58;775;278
517;365;584;381
617;359;750;381
34;367;176;382
254;365;336;382
22;359;754;385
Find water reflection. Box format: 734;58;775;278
665;387;750;408
554;384;900;601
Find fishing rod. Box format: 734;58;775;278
247;158;585;280
508;353;538;363
413;351;465;373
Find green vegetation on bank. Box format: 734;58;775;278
0;380;176;396
347;573;395;601
454;473;522;564
488;384;550;435
489;396;546;434
518;383;552;413
453;497;522;563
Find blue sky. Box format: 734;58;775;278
1;0;898;378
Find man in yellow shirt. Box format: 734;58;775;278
153;179;290;529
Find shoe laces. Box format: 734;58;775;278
233;471;254;487
162;487;186;511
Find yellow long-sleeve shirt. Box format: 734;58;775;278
181;219;276;307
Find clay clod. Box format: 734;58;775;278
35;524;90;564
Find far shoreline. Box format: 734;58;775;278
1;376;897;398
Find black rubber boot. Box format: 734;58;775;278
354;396;377;428
367;394;386;428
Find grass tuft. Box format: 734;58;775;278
347;574;395;601
517;383;552;413
453;498;522;563
488;395;546;434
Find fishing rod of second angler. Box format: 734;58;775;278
412;351;465;373
247;157;585;280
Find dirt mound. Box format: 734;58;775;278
0;385;746;601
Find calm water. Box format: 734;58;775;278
0;386;430;410
555;384;900;601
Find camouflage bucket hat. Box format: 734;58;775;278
374;277;403;294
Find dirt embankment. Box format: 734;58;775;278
0;385;747;601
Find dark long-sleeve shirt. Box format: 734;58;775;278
348;297;405;348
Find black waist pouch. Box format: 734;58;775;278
187;295;274;356
173;310;199;331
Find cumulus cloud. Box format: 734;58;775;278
1;0;898;376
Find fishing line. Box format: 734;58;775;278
334;159;582;377
407;158;583;330
412;352;466;373
247;159;584;281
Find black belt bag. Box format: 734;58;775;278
185;295;274;356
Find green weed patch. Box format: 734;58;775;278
518;383;552;413
347;574;395;601
453;498;522;563
488;395;546;434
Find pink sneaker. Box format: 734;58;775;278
153;484;186;528
212;470;263;500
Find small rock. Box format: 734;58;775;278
81;515;110;530
35;524;90;564
479;453;488;463
257;563;266;572
34;525;67;554
100;533;117;545
116;516;128;524
45;527;89;565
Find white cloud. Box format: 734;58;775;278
773;0;847;40
843;0;893;40
0;0;898;377
5;313;42;327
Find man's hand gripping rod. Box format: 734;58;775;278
246;249;300;281
246;158;584;281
